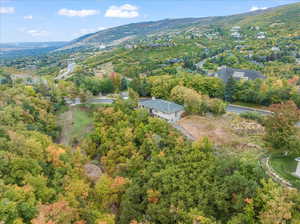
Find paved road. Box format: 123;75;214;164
55;63;76;80
227;104;300;127
68;98;300;127
89;98;114;104
227;105;271;115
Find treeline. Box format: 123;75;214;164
225;76;300;107
128;73;300;108
68;69;128;96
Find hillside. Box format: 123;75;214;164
1;2;300;223
61;2;300;50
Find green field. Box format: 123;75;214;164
72;108;93;137
59;105;95;146
270;155;300;189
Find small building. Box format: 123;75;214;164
231;32;241;39
271;46;280;52
214;66;265;83
139;99;184;123
257;32;266;39
230;26;241;32
294;157;300;178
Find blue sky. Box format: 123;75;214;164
0;0;299;43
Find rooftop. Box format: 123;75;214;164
139;99;184;113
215;67;265;82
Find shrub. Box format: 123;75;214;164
240;112;264;124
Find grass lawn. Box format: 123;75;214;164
71;108;93;139
59;105;95;146
270;154;300;189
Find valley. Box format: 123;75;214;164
1;2;300;224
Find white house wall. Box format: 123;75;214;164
152;109;184;123
139;105;184;123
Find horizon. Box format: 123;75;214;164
1;0;299;43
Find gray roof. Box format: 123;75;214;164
139;99;184;113
215;67;265;83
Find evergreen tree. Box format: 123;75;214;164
224;76;238;102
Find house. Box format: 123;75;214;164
271;46;280;52
214;66;265;82
99;44;106;49
230;26;241;32
139;99;184;123
165;58;183;64
231;32;241;39
257;32;266;39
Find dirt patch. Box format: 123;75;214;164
178;116;235;145
177;115;263;150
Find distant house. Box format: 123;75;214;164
230;26;241;32
231;32;241;39
271;46;280;52
214;66;265;82
139;99;184;123
257;32;266;39
165;58;183;64
99;44;106;49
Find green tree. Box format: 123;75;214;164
264;101;300;153
224;77;238;102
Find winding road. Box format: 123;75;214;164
55;63;76;80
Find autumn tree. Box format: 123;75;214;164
31;201;77;224
255;180;300;224
264;101;300;153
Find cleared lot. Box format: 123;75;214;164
177;115;264;151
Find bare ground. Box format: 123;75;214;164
177;115;264;152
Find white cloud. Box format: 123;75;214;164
24;15;33;20
250;6;267;12
0;7;15;14
26;29;49;37
58;8;99;17
73;27;107;37
105;4;139;18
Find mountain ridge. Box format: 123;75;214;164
59;2;299;51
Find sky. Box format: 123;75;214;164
0;0;299;43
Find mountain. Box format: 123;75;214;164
60;2;300;50
0;41;68;58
